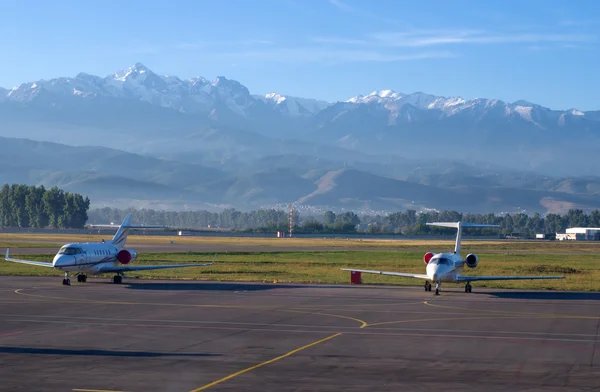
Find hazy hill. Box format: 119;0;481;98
1;63;600;214
294;169;600;214
1;63;599;176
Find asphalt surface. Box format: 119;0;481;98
1;276;600;392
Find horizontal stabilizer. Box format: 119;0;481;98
426;221;500;253
426;222;500;229
86;224;167;230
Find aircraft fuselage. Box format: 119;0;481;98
425;252;465;283
52;242;127;274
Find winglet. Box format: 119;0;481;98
5;248;9;260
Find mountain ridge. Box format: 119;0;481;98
1;64;600;213
3;63;595;115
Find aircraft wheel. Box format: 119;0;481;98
62;279;67;285
82;275;87;283
77;275;82;283
65;279;71;286
465;284;472;293
435;288;439;296
113;275;122;284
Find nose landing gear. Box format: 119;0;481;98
62;272;70;286
426;281;441;295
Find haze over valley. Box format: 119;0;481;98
1;63;599;215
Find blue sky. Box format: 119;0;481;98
1;0;599;110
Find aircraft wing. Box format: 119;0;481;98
97;255;217;273
5;249;54;268
341;268;429;280
456;275;564;282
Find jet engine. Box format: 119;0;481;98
465;253;478;268
423;252;435;265
116;249;138;264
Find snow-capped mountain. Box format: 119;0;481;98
1;63;599;177
344;89;594;127
256;92;332;117
2;63;596;126
5;63;259;117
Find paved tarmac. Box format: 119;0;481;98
1;276;600;391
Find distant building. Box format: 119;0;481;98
535;233;555;240
556;227;600;241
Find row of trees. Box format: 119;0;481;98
88;207;600;237
378;209;600;236
0;184;90;229
88;207;297;230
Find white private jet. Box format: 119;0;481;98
342;221;564;295
5;213;215;286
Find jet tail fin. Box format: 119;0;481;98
426;222;500;254
87;214;167;249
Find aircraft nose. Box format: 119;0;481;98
53;255;70;268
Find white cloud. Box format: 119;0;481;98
559;19;596;27
311;36;370;45
326;0;400;25
367;29;596;47
309;28;596;52
176;40;273;50
209;47;456;64
328;0;354;12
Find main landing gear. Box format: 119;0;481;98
113;275;123;284
465;283;472;293
62;272;70;286
77;274;87;283
424;281;441;295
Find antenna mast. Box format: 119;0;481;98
289;203;294;238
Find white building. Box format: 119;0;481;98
557;227;600;241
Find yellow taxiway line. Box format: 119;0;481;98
189;333;342;391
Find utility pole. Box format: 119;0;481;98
289;203;294;238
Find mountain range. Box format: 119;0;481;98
1;63;599;215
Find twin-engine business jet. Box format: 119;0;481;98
5;214;215;286
342;221;564;295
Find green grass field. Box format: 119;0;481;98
2;232;600;252
1;247;596;291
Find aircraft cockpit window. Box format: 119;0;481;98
431;258;450;265
58;247;81;255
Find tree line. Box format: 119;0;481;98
88;207;295;231
370;209;600;236
89;207;600;237
0;184;90;229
